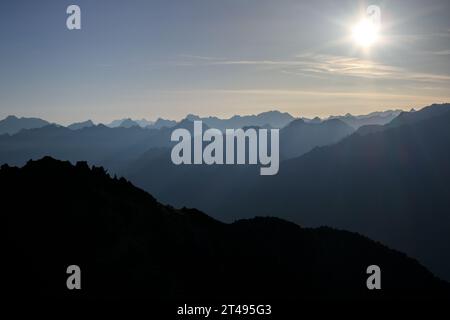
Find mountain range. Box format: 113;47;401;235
3;157;448;299
0;115;50;135
185;110;294;130
327;109;403;129
1;103;449;283
124;103;450;281
280;118;354;159
67;120;95;130
0;112;354;167
0;108;403;134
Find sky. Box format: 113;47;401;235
0;0;449;125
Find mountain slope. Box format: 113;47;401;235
0;115;50;135
186;110;294;130
387;103;450;128
280;118;354;159
0;118;211;169
328;110;402;129
219;105;450;281
0;124;175;170
125;103;450;282
2;157;448;299
147;118;177;129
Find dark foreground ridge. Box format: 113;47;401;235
2;157;449;300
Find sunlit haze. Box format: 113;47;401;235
0;0;449;125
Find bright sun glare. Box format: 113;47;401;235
352;18;380;48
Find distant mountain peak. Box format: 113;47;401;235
388;103;450;128
0;115;50;135
68;120;95;130
120;118;140;128
258;110;290;116
326;109;402;129
186;114;201;121
147;118;177;129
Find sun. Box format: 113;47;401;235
352;18;380;48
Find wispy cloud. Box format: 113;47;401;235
169;89;440;100
431;50;450;56
289;53;450;83
179;53;450;83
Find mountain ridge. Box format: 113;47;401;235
3;156;449;299
124;103;450;281
0;115;50;135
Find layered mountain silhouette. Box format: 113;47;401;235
106;117;175;129
355;104;450;135
0;123;176;170
0;109;400;137
0;114;351;167
185;110;294;130
1;104;449;284
280;118;354;159
125;103;450;282
328;109;402;129
147;117;177;129
387;103;450;128
2;157;449;299
0;115;50;135
107;118;142;128
0;115;333;168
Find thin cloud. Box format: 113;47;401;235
179;53;450;83
168;89;442;100
431;50;450;56
290;53;450;83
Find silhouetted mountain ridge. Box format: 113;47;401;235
2;157;449;299
280;118;354;159
327;109;402;129
124;103;450;282
388;103;450;128
185;110;294;130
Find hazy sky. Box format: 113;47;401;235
1;0;450;124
